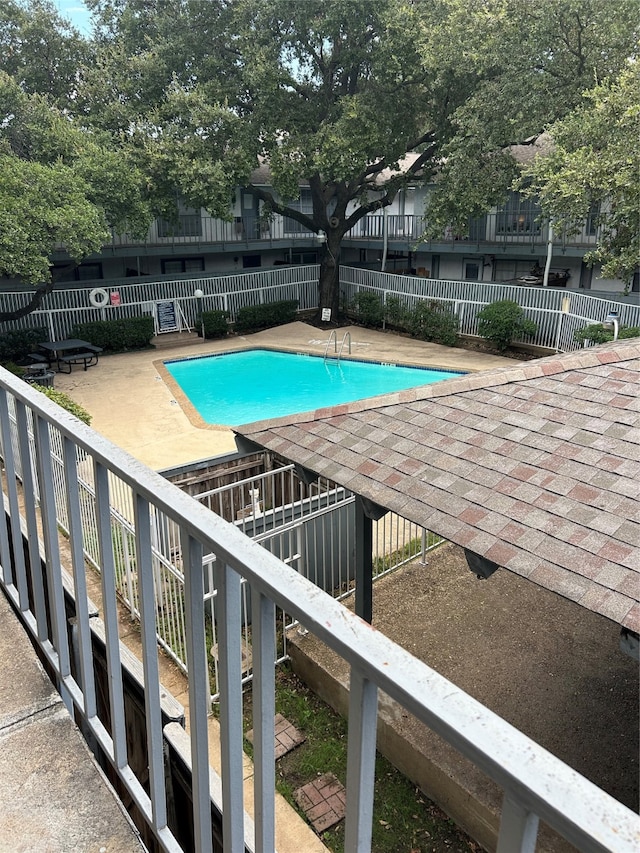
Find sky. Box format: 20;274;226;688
53;0;92;36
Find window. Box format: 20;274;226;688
283;189;314;234
463;259;480;280
157;203;202;238
161;257;205;275
242;255;261;268
289;251;318;264
496;192;542;235
586;201;600;236
52;263;103;282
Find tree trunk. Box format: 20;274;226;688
315;232;342;325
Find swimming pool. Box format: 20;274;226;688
164;349;463;426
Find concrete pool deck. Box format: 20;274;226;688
52;322;516;471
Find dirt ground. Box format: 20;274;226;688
369;542;638;811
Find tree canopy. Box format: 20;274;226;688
1;0;638;319
423;0;640;237
0;2;154;319
523;63;640;286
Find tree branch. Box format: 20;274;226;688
0;281;54;322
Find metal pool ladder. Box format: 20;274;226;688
324;330;352;361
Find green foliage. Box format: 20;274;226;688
0;325;48;362
619;328;640;340
246;664;473;853
201;309;229;339
0;65;154;309
71;316;155;351
421;0;639;242
81;0;462;318
574;324;640;345
523;64;640;285
477;300;537;351
351;291;384;328
0;0;90;108
31;385;92;424
233;299;298;334
383;295;411;331
409;300;459;347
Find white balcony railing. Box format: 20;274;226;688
1;367;638;853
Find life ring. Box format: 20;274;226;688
89;287;109;308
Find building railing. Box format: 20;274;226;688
6;402;441;700
1;367;639;852
105;210;600;253
1;264;637;353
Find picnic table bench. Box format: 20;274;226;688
38;340;103;373
57;345;102;373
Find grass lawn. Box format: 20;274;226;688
242;664;480;853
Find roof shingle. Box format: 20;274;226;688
236;341;640;631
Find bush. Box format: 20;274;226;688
574;324;640;345
201;310;229;339
234;299;298;333
477;300;537;351
351;291;384;328
409;300;459;347
31;385;91;424
71;316;155;351
0;327;48;364
384;295;411;331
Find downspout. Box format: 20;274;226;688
543;219;554;287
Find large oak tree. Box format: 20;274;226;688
85;0;462;321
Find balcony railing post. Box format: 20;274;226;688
182;531;213;853
497;795;539;853
215;559;246;853
251;591;277;853
133;491;169;832
344;669;378;851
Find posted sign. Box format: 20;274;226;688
155;300;179;333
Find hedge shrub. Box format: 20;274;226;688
573;324;640;345
0;327;48;364
201;310;229;339
32;385;92;424
234;299;298;333
409;300;459;347
350;291;384;328
477;300;537;351
71;316;155;351
384;295;412;332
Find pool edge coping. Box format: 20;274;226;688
154;343;466;432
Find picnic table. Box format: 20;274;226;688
38;339;103;373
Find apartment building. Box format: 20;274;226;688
42;166;636;299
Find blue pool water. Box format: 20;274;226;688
165;349;463;426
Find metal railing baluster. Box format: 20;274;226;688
215;559;246;852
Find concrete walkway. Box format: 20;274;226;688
0;590;146;853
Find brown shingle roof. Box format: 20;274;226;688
235;340;640;632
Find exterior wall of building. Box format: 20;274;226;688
2;183;634;296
